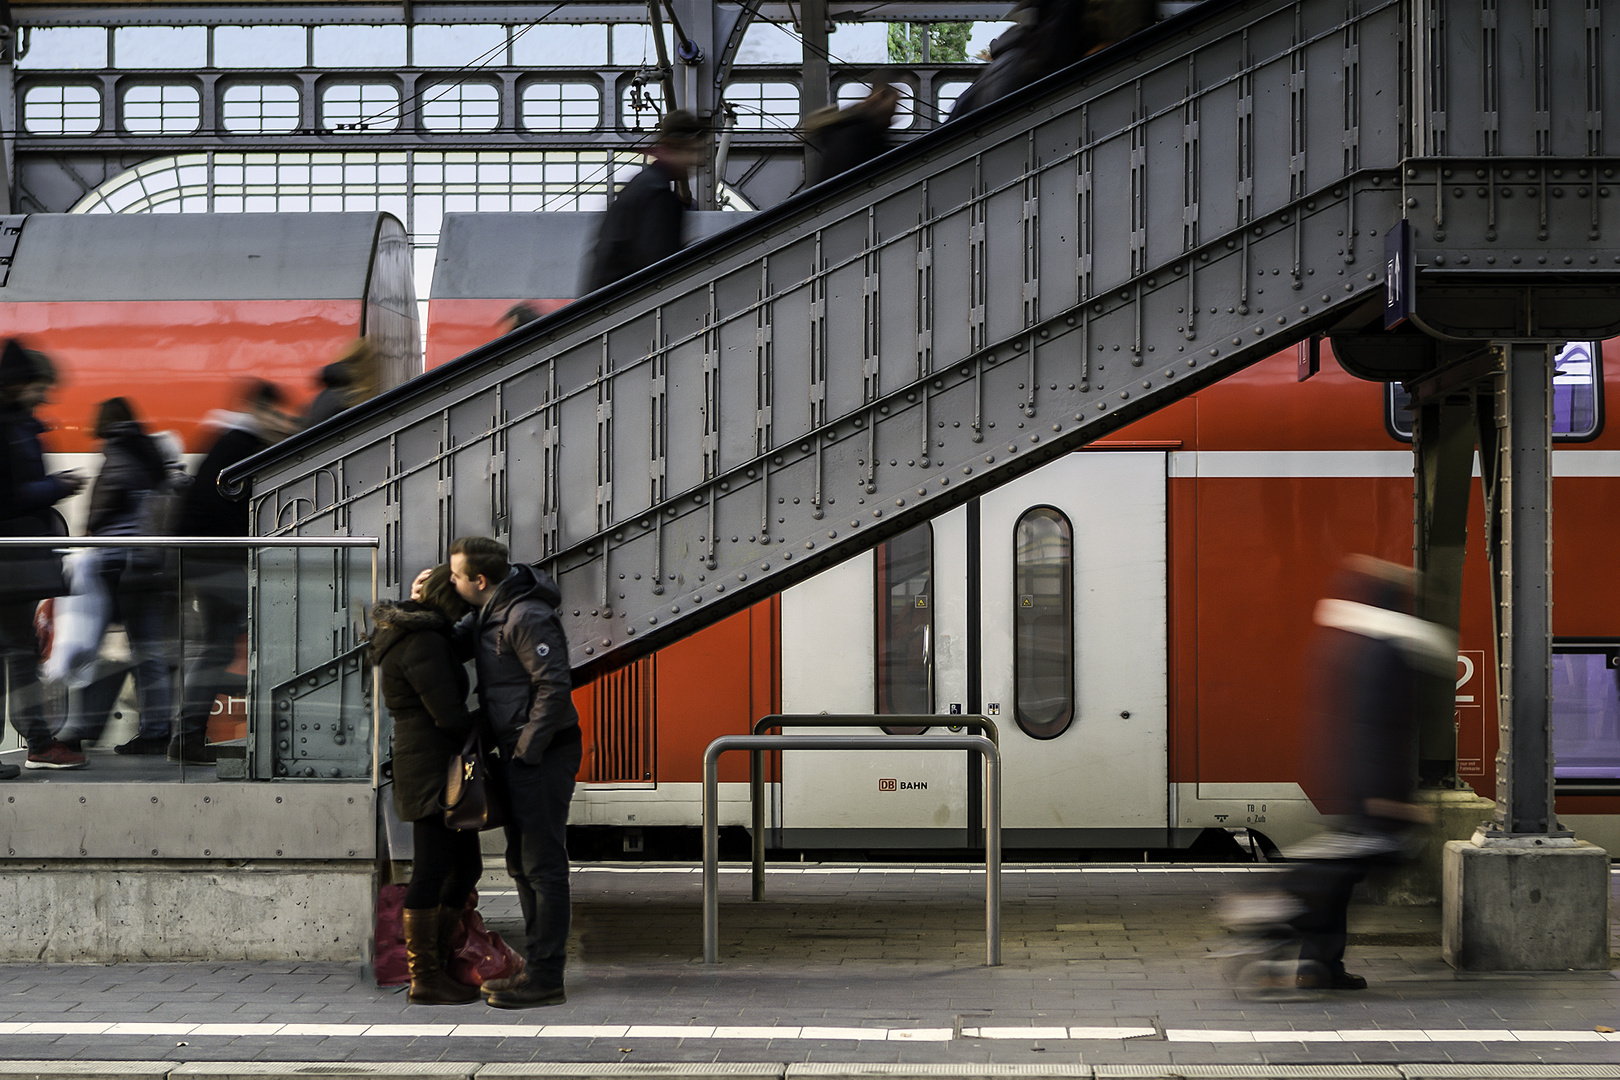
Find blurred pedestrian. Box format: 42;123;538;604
581;109;707;293
51;397;187;757
1221;557;1449;992
303;338;379;429
412;536;581;1008
804;81;902;186
0;339;86;773
500;304;543;335
371;565;484;1006
948;0;1154;121
170;380;296;765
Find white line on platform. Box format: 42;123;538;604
1;1022;1616;1043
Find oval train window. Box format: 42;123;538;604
1013;507;1074;739
875;522;932;734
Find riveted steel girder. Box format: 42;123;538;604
239;0;1620;781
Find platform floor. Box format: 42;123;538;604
0;863;1616;1076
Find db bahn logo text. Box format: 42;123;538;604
878;779;928;791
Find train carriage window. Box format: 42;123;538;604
1388;341;1603;441
876;523;933;734
1552;644;1620;784
1014;507;1074;740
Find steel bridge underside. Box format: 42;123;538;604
240;0;1620;790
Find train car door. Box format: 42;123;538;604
777;450;1167;848
979;450;1168;844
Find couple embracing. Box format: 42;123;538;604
370;537;580;1009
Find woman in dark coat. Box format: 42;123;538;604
371;565;484;1005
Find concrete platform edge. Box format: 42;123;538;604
1;1065;1618;1080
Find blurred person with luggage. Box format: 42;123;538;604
948;0;1154;121
804;80;902;186
0;339;86;773
581;110;708;293
169;380;296;765
49;397;188;757
1220;556;1450;992
371;564;486;1005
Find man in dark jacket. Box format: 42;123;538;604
170;380;295;765
0;339;86;773
581;109;707;293
441;535;580;1008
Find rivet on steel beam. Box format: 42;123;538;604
806;541;815;549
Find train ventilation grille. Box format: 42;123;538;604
585;655;656;783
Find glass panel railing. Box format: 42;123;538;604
0;536;377;784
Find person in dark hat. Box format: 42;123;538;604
581;109;708;294
0;339;87;774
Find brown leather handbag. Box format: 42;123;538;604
441;729;506;831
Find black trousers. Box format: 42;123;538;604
0;601;53;754
175;562;248;744
498;733;582;987
1286;857;1368;974
404;815;484;911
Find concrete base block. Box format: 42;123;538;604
0;860;375;962
1442;837;1611;971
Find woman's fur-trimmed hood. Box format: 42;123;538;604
368;599;452;664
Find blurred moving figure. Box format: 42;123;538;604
500;304;543;335
948;0;1154;121
52;398;189;756
805;81;902;187
370;565;484;1006
581;110;707;293
303;338;379;429
0;340;86;773
170;380;296;765
1222;557;1450;992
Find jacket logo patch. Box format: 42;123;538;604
536;643;550;657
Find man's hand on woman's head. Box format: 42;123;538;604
410;567;433;602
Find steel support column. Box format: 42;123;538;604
0;7;16;215
1410;385;1478;786
799;0;830;181
1480;343;1563;837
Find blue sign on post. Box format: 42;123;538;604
1385;218;1414;329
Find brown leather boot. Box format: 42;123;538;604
402;908;479;1005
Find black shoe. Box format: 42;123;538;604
0;762;19;780
167;738;218;765
115;736;169;756
1298;965;1367;990
485;973;566;1009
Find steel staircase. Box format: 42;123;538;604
234;0;1620;778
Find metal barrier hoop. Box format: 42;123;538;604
701;732;1002;967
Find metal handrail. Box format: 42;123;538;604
0;537;380;547
746;714;999;901
1;535;381;787
702;733;1002;967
